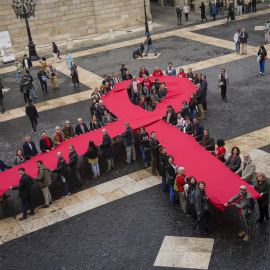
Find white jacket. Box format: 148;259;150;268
183;6;190;13
234;33;239;43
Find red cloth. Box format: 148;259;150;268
0;76;260;211
177;72;186;78
153;70;164;76
176;174;186;192
42;136;51;148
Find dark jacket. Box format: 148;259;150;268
75;123;89;135
19;77;30;94
90;103;97;116
225;155;241;172
227;191;252;216
62;125;76;139
167;163;177;178
159;153;167;178
90;121;101;131
189;99;197;111
194;189;208;213
68;150;79;170
53;157;68;180
239;32;249;43
120;67;127;80
25;104;39;120
139;70;149;77
258;49;267;61
23;141;39;160
176;7;182;17
0;160;12;171
22;58;32;69
150;138;160;155
96;104;108;121
0;79;4;99
34;165;52;188
196;87;206;104
37;70;47;80
12;173;34;198
100;134;113;159
123;74;132;81
184;122;193;135
121;127;135;147
255;181;270;206
162;109;177;125
138;132;150;148
39;137;53;153
180;105;190;119
83;147;98;160
201;80;208;99
201;135;215;151
192;124;204;142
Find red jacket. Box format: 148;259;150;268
177;72;186;78
176;174;186;192
142;79;152;90
153;69;164;76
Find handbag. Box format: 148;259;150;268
174;179;179;192
218;82;224;87
166;174;175;186
264;56;267;60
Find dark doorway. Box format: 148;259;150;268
164;0;175;6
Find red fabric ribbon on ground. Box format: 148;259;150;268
0;76;260;210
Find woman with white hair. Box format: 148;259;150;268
176;167;187;214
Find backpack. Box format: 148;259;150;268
189;190;196;205
250;197;255;211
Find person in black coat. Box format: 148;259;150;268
37;67;48;93
67;145;82;189
162;105;177;125
75;118;90;135
187;176;197;221
138;127;151;167
150;131;161;176
159;147;168;192
83;140;100;178
196;84;205;118
22;54;33;71
225;146;241;172
23;136;38;160
192;118;204;142
10;168;34;220
121;122;136;164
180;101;190;119
0;160;12;201
40;131;54;153
90;99;98;116
0;78;6;114
139;66;149;77
25;99;39;133
123;70;132;81
96;101;109;126
183;116;194;135
52;152;70;198
90;115;101;131
99;129;114;172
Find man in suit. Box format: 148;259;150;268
25;99;39;133
75;118;89;135
121;122;136;164
67;145;82;189
10;167;35;220
23;135;39;160
0;160;12;202
22;54;32;72
192;118;204;142
183;116;193;135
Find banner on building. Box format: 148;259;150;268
0;31;16;63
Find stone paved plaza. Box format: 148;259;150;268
1;4;270;269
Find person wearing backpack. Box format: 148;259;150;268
254;173;270;224
225;185;254;241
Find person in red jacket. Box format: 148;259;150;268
141;75;152;102
215;139;226;163
177;68;186;78
176;167;187;214
153;66;164;76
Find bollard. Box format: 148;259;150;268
148;21;153;32
66;38;74;50
108;29;115;39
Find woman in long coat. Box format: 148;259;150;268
65;50;73;71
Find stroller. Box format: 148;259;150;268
133;43;144;59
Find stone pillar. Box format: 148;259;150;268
66;38;73;50
148;21;153;31
108;29;115;39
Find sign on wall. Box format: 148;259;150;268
0;31;16;63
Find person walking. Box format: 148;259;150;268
37;67;48;94
70;62;80;89
121;122;136;164
150;131;161;176
264;20;270;44
19;74;30;106
65;50;73;71
225;185;253;241
0;78;6;114
33;160;52;208
138;127;151;168
183;5;190;21
25;71;38;99
176;6;183;26
25;99;39;134
234;29;241;54
218;69;230;102
10;168;34;220
258;45;267;75
46;63;59;90
200;2;207;22
99;129;114;173
143;33;157;57
254;173;270;224
84;141;100;178
67;145;83;188
0;160;12;202
239;28;249;55
14;60;24;81
52;42;61;63
51;152;70;198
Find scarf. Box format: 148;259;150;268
42;136;51;148
199;188;206;196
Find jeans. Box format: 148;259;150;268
30;118;38;132
41;186;52;206
71;167;82;186
91;161;100;177
29;84;37;98
140;146;151;164
240;213;251;235
235;41;240;52
61;176;70;195
220;7;224;15
22;196;35;217
184;13;188;20
260;60;265;73
16;71;24;80
162;176;168;192
145;44;157;56
133;92;140;105
221;86;227;100
126;145;136;163
190;109;196;122
170;185;176;201
0;98;5;113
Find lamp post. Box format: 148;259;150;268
144;0;149;34
11;0;39;61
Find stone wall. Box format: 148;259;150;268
0;0;151;51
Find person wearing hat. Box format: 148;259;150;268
143;33;157;57
224;185;253;241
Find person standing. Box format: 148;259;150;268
121;122;136;164
39;131;54;153
225;185;253;241
254;173;269;224
25;71;38;99
138;127;151;168
99;129;114;173
159;147;168;192
237;0;243;15
165;62;177;76
218;69;230;102
52;42;60;63
219;0;224;15
192;118;204;142
176;167;187;214
143;33;157;57
25;99;39;134
251;0;256;13
176;6;183;26
22;54;32;72
84;141;100;178
264;20;270;44
227;3;235;23
258;45;267;75
23;135;38;160
183;5;190;21
70;62;79;89
65;50;73;71
201;75;207;111
200;2;207;22
150;131;161;176
195;84;205;118
127;76;142;105
234;29;241;54
51;152;70;198
33;160;52;208
67;145;83;188
239;28;249;55
0;78;6;114
14;60;24;81
200;129;215;151
167;155;178;203
0;160;12;202
37;67;48;94
244;0;249;14
46;63;59;90
10;168;34;220
52;126;66;146
75;118;90;135
39;57;47;72
19;74;30;106
62;120;76;140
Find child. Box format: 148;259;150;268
234;29;240;54
215;139;227;162
176;113;186;131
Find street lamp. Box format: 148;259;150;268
144;0;149;34
11;0;39;61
